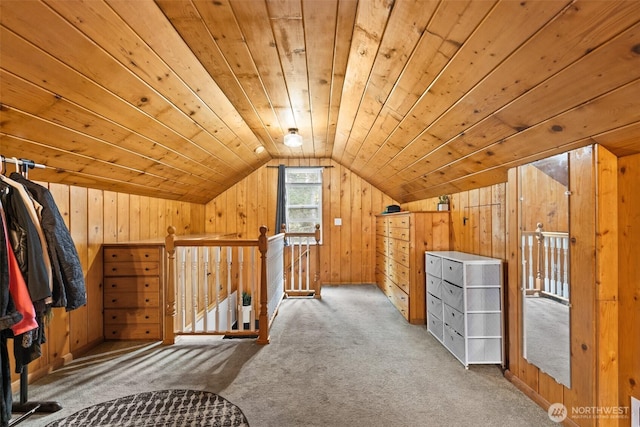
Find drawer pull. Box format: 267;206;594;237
112;299;117;303
111;254;117;258
111;284;117;288
145;330;150;334
145;283;150;287
145;254;149;258
145;299;150;303
112;316;117;320
145;268;150;271
145;315;150;319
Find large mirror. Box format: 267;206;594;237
520;153;571;388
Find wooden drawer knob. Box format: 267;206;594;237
144;283;150;288
145;299;150;303
111;299;117;303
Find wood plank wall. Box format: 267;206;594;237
406;146;638;427
618;153;640;420
9;183;205;387
401;183;506;261
204;158;396;285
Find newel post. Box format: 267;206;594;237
164;226;177;345
256;225;270;344
314;223;322;299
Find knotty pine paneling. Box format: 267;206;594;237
402;183;507;261
618;153;640;417
204;158;396;285
10;183;204;388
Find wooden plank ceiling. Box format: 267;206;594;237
1;0;639;204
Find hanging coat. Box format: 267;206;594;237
0;183;51;304
8;173;86;310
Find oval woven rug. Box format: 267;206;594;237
44;389;249;426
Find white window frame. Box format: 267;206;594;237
285;167;323;244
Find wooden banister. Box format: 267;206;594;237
257;225;270;345
164;226;177;345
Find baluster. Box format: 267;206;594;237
527;235;534;290
297;240;302;291
203;247;209;332
214;246;221;332
563;236;569;299
250;247;256;331
290;239;295;291
227;247;233;331
191;247;198;332
179;247;186;332
544;237;550;293
305;237;310;291
522;234;527;291
548;237;556;296
238;247;244;331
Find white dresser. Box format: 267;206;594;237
425;251;503;368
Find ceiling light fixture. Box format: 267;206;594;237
254;145;265;154
284;128;302;148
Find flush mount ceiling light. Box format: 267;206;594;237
283;128;302;148
254;145;265;154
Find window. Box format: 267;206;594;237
285;167;322;243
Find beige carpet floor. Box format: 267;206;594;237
20;284;556;426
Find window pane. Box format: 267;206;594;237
287;186;321;205
286;169;322;183
288;207;320;221
288;222;316;233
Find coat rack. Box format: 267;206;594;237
1;156;62;425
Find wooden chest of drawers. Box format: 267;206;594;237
103;244;164;340
375;211;451;324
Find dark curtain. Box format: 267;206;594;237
275;164;286;234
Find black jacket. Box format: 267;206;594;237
8;174;86;311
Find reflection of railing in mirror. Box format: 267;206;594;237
522;222;571;388
522;223;569;302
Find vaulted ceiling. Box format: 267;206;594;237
1;0;639;204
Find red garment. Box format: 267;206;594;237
1;204;38;335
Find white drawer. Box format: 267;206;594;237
427;312;443;342
444;324;465;363
467;288;501;311
425;254;442;278
443;303;464;335
426;274;442;298
442;258;463;286
466;263;501;287
427;293;443;320
467;312;502;336
467;337;502;363
442;281;464;312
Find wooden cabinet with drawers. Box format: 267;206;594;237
375;212;450;324
426;251;503;368
103;244;164;340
